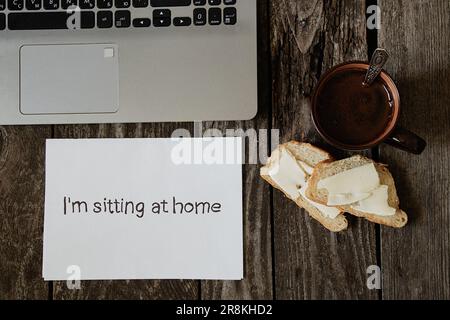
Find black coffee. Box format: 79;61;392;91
315;69;395;146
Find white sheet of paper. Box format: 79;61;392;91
43;138;243;281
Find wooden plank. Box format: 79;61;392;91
379;0;450;299
52;123;199;300
200;119;273;299
0;126;51;299
270;0;378;299
201;0;273;300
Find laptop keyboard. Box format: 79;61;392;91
0;0;237;30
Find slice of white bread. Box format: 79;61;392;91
260;141;348;232
306;155;408;228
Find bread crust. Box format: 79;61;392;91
306;155;408;228
260;142;348;232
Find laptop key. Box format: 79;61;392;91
0;13;5;30
79;0;94;9
224;7;236;25
8;11;95;30
208;0;220;5
98;0;112;8
0;0;5;10
193;0;205;5
223;0;235;4
153;17;170;27
8;0;24;10
132;0;147;7
208;7;221;25
133;18;151;27
153;9;170;18
193;8;206;26
150;0;190;7
81;11;95;28
61;0;76;9
115;10;131;28
173;17;191;26
97;11;113;28
43;0;59;9
26;0;41;10
115;0;130;8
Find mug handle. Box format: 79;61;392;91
384;127;427;155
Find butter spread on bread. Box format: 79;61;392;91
318;163;379;193
260;142;347;232
298;161;314;175
298;185;341;219
352;185;396;216
267;148;308;199
265;146;341;219
316;162;396;216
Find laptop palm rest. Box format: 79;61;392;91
20;44;119;115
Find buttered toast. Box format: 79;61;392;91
306;155;408;228
260;142;348;232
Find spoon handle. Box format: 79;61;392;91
363;48;390;86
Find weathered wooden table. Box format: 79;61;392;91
0;0;448;300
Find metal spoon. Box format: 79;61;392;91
363;48;390;86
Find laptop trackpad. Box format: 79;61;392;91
20;44;119;115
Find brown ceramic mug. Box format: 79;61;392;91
311;62;426;154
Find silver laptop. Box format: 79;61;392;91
0;0;257;125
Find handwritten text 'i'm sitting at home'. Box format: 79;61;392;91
63;196;223;219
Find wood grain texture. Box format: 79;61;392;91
378;0;450;299
201;0;273;300
1;1;449;301
199;119;273;300
52;123;199;300
200;118;273;300
0;126;51;299
270;0;378;299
